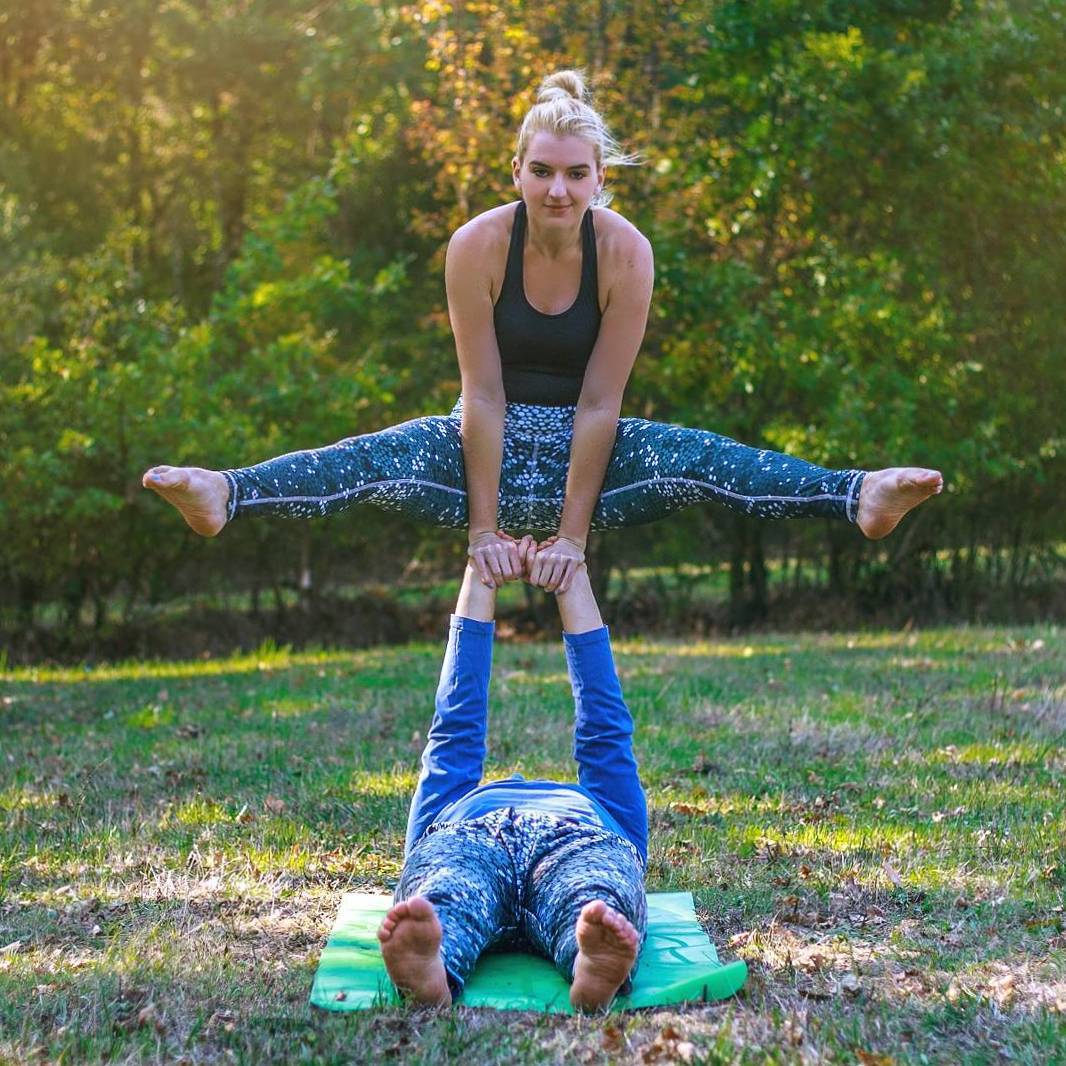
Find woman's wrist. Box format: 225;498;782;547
555;531;588;552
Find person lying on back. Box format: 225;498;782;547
378;539;647;1010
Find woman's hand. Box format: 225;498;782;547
527;534;586;594
467;529;524;588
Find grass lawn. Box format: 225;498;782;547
1;624;1064;1064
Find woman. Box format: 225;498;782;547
379;543;646;1010
144;70;942;595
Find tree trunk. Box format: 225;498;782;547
746;524;768;621
827;523;846;598
728;515;747;628
585;536;612;608
298;530;314;612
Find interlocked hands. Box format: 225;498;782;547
467;530;586;594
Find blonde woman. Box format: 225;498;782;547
145;70;942;593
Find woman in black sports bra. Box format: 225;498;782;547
143;69;943;594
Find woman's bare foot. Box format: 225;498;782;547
377;896;452;1008
569;900;639;1012
856;467;943;540
142;466;230;536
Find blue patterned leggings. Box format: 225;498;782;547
222;399;865;533
397;807;647;999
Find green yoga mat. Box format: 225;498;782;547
310;891;747;1014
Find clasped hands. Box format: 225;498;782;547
467;530;585;593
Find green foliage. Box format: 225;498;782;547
1;0;1063;628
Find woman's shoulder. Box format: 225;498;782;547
591;206;650;251
591;206;653;282
449;202;519;256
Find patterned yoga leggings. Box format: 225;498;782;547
222;398;865;532
397;807;647;999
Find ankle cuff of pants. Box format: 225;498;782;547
220;469;239;523
845;470;865;524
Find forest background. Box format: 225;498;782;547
2;0;1064;661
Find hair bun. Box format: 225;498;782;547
537;69;588;104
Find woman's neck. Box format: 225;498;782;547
524;206;582;261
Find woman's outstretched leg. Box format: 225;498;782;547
386;815;517;1004
593;417;940;536
523;823;647;1011
143;412;468;533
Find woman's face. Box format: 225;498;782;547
512;132;605;223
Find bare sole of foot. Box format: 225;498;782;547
142;465;229;537
856;467;944;540
570;899;639;1012
377;896;452;1008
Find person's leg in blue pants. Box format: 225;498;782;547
381;565;511;1005
521;565;648;1008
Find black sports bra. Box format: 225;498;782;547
492;201;601;406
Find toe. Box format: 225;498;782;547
583;900;606;921
407;897;432;920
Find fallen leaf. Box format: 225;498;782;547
137;1004;165;1034
856;1052;894;1066
989;973;1017;1005
641;1024;691;1063
601;1024;625;1053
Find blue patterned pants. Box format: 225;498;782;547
222;399;865;532
396;807;647;999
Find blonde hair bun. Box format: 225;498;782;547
537;70;588;104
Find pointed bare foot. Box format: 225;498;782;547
569;900;639;1012
142;465;229;536
856;467;943;540
377;896;451;1008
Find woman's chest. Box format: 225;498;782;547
522;247;585;315
489;226;611;315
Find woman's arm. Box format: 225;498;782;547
529;229;654;593
445;222;521;588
